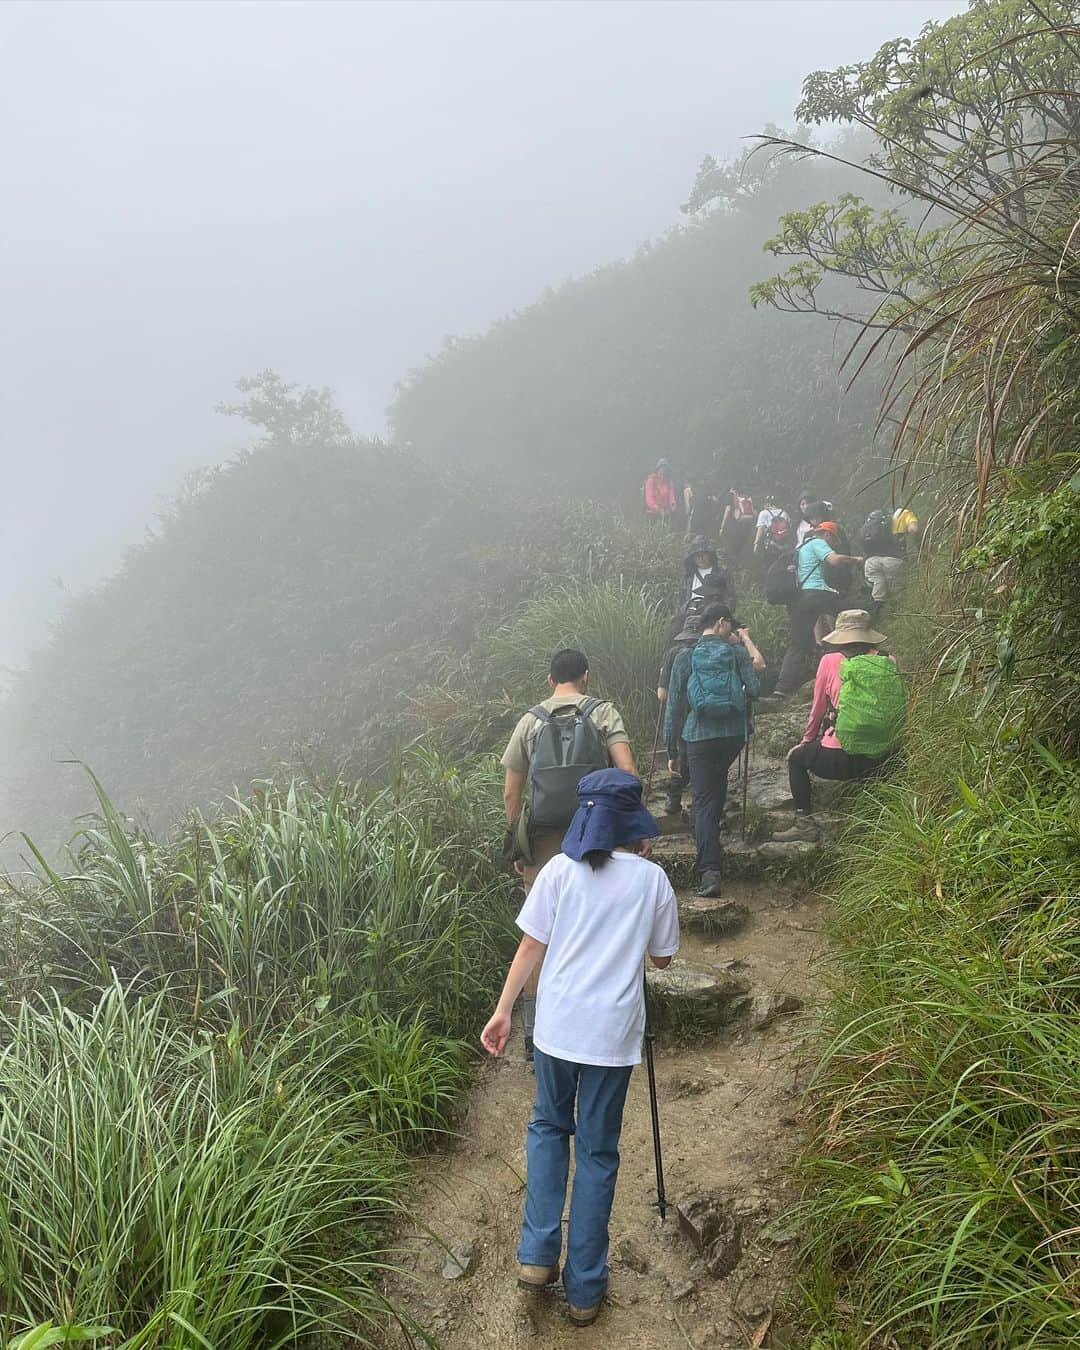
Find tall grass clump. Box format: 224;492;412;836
475;580;670;755
797;695;1080;1348
0;988;411;1346
0;751;513;1345
16;756;512;1039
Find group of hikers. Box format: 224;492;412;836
477;471;912;1327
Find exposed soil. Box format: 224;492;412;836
379;706;828;1348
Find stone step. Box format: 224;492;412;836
678;895;751;936
646;959;751;1034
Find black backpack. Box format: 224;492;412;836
861;509;892;551
527;698;610;831
766;549;799;605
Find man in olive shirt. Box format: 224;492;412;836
501;647;636;1064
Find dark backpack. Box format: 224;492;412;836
766;549;798;605
527;698;610;831
687;641;747;718
861;509;892;551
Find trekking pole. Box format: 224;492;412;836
740;699;751;841
643;700;664;808
642;967;668;1222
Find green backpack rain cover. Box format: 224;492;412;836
834;654;905;757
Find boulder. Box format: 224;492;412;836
646;961;751;1033
675;1194;743;1277
678;896;750;935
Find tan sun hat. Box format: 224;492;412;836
820;609;887;646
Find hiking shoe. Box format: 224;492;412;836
771;814;820;843
517;1262;559;1291
567;1298;603;1327
698;871;723;898
523;1033;535;1069
663;796;682;816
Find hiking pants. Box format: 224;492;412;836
788;741;887;812
518;1049;633;1310
686;736;745;875
777;592;838;694
864;555;903;602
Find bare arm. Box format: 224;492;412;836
610;741;637;774
503;768;526;826
825;551;865;568
753;524;765;553
480;934;548;1056
650;954;673;969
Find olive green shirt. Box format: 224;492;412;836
500;694;630;775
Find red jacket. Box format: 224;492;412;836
644;472;678;515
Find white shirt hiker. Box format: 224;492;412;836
516;851;680;1068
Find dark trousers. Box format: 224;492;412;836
685;736;745;875
788;741;886;812
777;592;838;694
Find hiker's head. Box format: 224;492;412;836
562;768;660;870
763;492;779;508
673;614;704;643
655;457;671;478
700;602;734;637
806;500;831;526
687;535;715;568
548;647;589;692
821;610;887;650
798;490;815;517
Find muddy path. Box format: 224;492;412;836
380;698;829;1348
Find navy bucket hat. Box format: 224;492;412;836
562;769;661;861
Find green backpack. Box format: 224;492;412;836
833;654;905;757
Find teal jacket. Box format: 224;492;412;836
663;636;761;753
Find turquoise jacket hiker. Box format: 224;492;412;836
663;636;761;757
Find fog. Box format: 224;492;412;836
2;0;962;670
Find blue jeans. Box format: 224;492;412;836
517;1049;633;1309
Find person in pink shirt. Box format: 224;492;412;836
772;610;895;841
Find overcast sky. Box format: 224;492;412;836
1;0;962;668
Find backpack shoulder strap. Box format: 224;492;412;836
578;696;603;720
529;705;552;723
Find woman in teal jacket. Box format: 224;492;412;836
663;603;765;897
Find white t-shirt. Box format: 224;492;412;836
516;851;680;1067
796;518;814;545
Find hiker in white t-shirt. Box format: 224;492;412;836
480;769;679;1328
753;494;793;556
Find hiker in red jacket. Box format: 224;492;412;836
643;459;678;523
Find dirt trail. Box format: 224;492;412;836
380;699;827;1348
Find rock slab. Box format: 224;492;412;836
646;962;751;1032
678;897;750;935
441;1240;478;1280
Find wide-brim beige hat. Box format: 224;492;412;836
820;609;887;646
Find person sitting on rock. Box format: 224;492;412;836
480;769;679;1328
656;612;703;817
773;610;905;842
663;603;765;898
